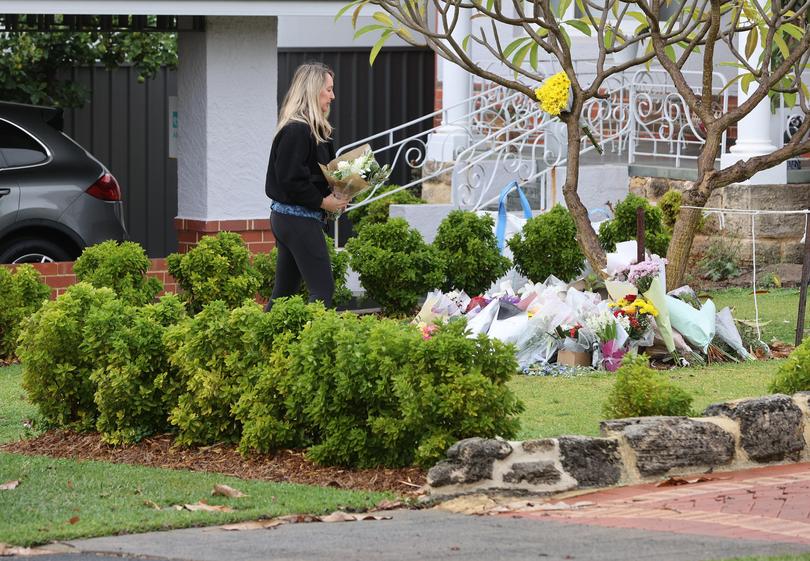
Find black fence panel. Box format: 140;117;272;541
61;65;178;258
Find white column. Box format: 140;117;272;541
177;16;278;221
425;7;473;162
720;21;786;185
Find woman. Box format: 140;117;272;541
264;62;347;311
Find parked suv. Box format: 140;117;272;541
0;102;127;264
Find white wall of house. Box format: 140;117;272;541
177;16;278;221
277;15;411;48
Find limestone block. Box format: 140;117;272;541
502;461;562;485
629;177;649;197
421;182;451;204
603;417;735;476
558;436;622;487
703;395;806;462
427;437;514;488
447;437;513;462
521;439;556;454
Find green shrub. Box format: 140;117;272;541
264;314;523;468
0;265;50;360
507;205;584;283
345;218;445;316
347;185;423;232
769;337;810;394
599;193;670;256
17;283;118;429
658;190;682;230
74;240;162;306
167;232;260;314
434;210;511;295
86;295;187;444
167;297;323;446
254;235;352;307
698;239;742;281
603;354;693;419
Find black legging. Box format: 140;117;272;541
265;211;334;311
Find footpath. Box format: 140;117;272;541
12;463;810;561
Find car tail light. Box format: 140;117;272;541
86;173;122;201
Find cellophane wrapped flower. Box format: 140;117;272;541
627;258;668;293
534;71;572;116
585;309;629;343
609;295;658;340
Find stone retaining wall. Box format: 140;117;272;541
629;178;810;266
428;393;810;497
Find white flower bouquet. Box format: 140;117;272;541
318;143;392;219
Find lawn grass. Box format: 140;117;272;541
706;287;809;344
0;452;388;546
0;363;41;445
0;364;388;546
509;359;780;439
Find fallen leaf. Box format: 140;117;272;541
176;501;234;513
0;480;20;491
143;500;161;510
276;514;319;524
66;480;73;490
68;516;79;525
212;484;247;498
220;519;286;531
0;542;62;556
656;476;714;487
319;511;357;523
373;499;405;511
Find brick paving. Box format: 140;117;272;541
508;462;810;545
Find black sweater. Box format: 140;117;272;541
265;121;335;211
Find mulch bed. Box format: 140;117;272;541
0;430;427;497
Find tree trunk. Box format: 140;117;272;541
665;200;705;291
561;114;607;276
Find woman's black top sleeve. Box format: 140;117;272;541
265;121;334;211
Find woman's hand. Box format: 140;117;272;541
320;194;349;214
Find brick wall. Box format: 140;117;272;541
2;258;177;300
2;221;275;299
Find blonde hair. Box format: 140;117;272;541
277;62;334;144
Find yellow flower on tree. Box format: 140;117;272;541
534;71;571;116
534;71;603;155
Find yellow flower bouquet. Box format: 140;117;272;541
534;71;603;154
609;294;657;340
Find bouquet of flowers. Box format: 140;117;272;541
609;294;658;341
318;143;392;219
534;71;602;154
585;310;630;372
627;258;667;293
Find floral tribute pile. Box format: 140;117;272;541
414;242;757;375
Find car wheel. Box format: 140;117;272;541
0;238;74;264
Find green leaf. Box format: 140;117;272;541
369;29;392;65
801;81;810;101
559;26;572;49
782;22;803;41
462;33;471;52
529;42;539;71
335;0;363;23
564;19;592;36
558;0;573;18
605;27;615;50
626;11;649;26
745;26;758;59
664;44;677;62
502;37;530;58
783;91;797;109
372;11;393;27
512;42;534;74
354;24;386;39
741;72;756;95
774;31;789;59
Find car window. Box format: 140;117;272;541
0;120;48;168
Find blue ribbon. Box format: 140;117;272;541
496;181;533;253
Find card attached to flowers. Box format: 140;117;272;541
318;144;392;218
